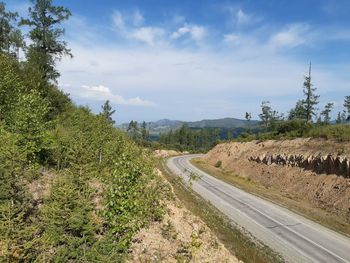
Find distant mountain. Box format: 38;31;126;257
187;117;259;129
148;119;183;130
119;117;259;135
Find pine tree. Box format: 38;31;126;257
21;0;72;81
0;2;24;57
140;121;149;141
336;112;342;124
288;100;306;120
259;101;272;129
101;100;116;125
127;120;139;140
302;63;319;122
320;102;334;124
344;96;350;121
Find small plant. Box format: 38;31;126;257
176;244;192;263
190;233;202;250
215;160;222;168
161;220;177;240
188;172;202;186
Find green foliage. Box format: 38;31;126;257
0;2;24;57
37;174;98;262
159;124;220;152
0;124;38;262
288;100;307;120
275;119;312;137
344;96;350;120
0;2;166;261
305;124;350;142
215;160;222;168
0;54;24;120
8;90;50;162
100;100;116;125
259;101;283;130
321;102;334;124
21;0;72;81
302;63;319;122
104;153;164;251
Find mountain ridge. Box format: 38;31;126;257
118;117;259;134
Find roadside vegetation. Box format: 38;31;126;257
0;1;165;261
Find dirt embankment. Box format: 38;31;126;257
201;138;350;217
128;170;240;263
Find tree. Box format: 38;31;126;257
259;101;272;129
0;2;24;57
127;120;139;140
320;102;334;124
344;96;350;121
259;101;283;130
141;121;149;141
245;112;251;122
100;100;116;125
245;112;252;134
288;100;306;120
21;0;72;82
302;63;319;122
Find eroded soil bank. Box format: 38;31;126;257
128;170;240;263
201;138;350;221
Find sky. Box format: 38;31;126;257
4;0;350;123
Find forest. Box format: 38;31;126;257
0;1;166;261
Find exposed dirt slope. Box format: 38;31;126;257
128;170;240;263
201;138;350;217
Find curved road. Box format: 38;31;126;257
166;154;350;263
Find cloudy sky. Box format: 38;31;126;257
5;0;350;123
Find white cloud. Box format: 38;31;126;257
171;24;206;41
112;11;125;30
112;10;165;46
236;9;251;26
223;33;240;43
75;85;154;106
224;5;260;27
132;10;144;26
59;10;350;122
269;23;310;49
130;26;164;46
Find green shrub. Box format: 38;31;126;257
215;160;222;168
306;124;350;142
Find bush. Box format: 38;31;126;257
275;119;312;136
306;124;350;142
215;160;222;168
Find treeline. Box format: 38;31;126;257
158;125;221;152
240;63;350;142
0;1;165;262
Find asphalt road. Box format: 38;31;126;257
166;154;350;263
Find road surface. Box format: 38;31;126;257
166;154;350;263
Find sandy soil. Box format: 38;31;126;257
128;171;240;263
154;149;182;158
201;138;350;217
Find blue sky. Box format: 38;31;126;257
5;0;350;123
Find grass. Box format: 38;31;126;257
159;160;284;263
191;158;350;237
